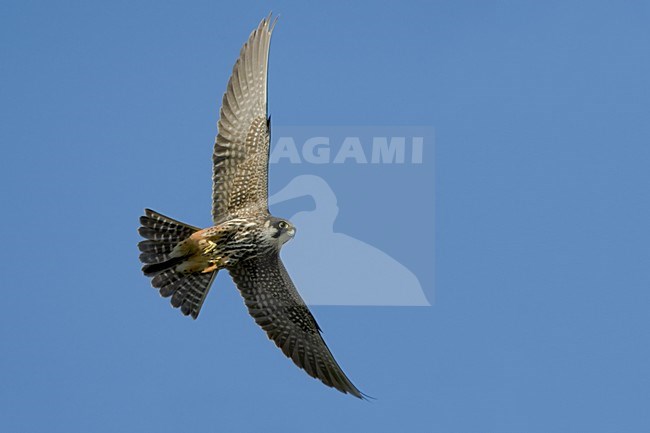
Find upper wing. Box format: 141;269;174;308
228;252;365;398
212;15;276;222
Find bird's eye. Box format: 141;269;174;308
278;221;288;229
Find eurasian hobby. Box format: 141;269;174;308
138;15;365;399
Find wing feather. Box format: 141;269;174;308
212;15;276;222
228;252;365;398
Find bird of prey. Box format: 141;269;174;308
137;15;365;399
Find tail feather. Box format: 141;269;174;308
138;240;175;264
171;273;218;317
139;209;200;232
138;209;217;319
138;209;198;265
160;278;184;298
142;256;185;277
152;268;185;289
138;240;175;254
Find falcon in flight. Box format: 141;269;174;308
138;15;365;399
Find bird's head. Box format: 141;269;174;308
264;217;296;247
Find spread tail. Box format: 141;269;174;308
138;209;217;319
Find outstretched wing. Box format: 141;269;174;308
229;252;365;398
212;15;276;222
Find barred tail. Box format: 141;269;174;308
138;209;217;319
138;208;200;265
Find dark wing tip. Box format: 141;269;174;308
357;390;376;401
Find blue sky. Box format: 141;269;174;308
1;1;649;432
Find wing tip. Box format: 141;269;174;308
261;12;279;34
355;389;375;401
335;373;370;400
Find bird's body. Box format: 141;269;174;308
137;15;366;399
142;216;293;276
